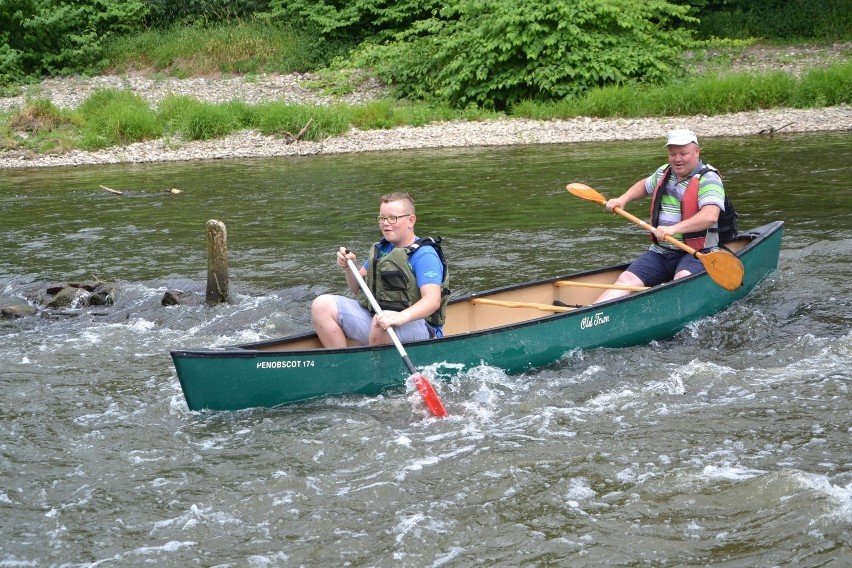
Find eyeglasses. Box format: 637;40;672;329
376;214;412;224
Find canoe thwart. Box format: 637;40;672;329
470;298;578;312
554;280;649;292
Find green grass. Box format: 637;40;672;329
103;20;350;76
76;89;162;148
157;96;251;141
790;63;852;107
511;62;851;120
2;40;850;157
3;60;849;156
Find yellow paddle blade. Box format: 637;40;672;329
699;249;745;291
566;183;606;206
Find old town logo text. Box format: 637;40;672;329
580;312;610;329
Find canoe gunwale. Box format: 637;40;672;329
171;221;783;411
170;222;779;361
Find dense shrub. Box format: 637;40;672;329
351;0;696;109
689;0;851;40
266;0;442;41
3;0;847;104
0;0;148;84
145;0;271;27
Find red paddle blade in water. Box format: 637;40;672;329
413;374;447;417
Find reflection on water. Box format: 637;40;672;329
1;132;850;566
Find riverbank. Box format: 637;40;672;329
2;104;850;169
2;42;850;170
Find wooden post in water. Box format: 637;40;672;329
206;219;229;305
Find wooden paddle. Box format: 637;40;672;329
566;183;744;291
346;257;448;417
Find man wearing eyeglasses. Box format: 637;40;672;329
311;192;448;348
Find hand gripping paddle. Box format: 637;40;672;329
346;257;447;417
566;183;744;291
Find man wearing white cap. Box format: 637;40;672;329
595;129;727;303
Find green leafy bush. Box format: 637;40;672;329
351;0;696;109
0;0;148;84
266;0;441;41
690;0;852;40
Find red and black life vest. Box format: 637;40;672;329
649;164;724;250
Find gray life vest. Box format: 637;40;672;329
358;237;449;327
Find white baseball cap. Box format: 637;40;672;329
665;129;699;146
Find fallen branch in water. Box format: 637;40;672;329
99;184;123;195
758;122;794;135
100;185;180;195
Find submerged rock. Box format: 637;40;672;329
89;284;116;306
45;286;88;309
26;281;119;312
1;301;37;318
162;290;205;306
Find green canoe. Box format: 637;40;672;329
171;221;783;412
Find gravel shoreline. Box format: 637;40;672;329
2;71;850;170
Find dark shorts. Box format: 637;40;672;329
626;249;706;286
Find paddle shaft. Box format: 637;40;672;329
345;257;447;417
610;206;744;289
566;182;703;257
566;182;744;291
611;205;705;258
346;258;416;373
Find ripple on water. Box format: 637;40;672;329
1;135;850;565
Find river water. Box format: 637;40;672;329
1;132;850;566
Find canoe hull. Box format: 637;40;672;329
171;221;783;411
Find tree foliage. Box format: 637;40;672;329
3;0;846;103
0;0;147;84
144;0;272;28
266;0;442;41
687;0;852;40
351;0;696;108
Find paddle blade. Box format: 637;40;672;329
701;249;745;291
413;374;447;417
566;182;746;292
566;183;607;206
